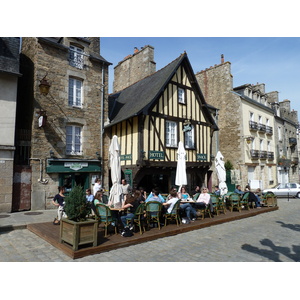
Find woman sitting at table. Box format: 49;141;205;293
195;187;211;211
163;189;180;213
120;190;143;229
178;186;190;200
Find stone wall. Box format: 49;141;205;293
113;45;156;92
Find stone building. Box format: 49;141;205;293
13;37;111;211
195;57;291;190
272;98;299;183
0;37;21;212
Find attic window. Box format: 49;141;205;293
178;87;185;104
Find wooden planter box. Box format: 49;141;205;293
60;218;98;251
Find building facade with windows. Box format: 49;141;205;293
13;37;110;211
106;50;218;194
0;37;21;212
196;57;299;190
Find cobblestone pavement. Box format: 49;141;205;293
0;198;300;262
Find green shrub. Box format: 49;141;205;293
224;160;233;171
64;185;90;222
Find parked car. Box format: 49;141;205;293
263;183;300;198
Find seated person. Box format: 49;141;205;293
178;186;190;200
120;193;142;229
254;188;262;208
145;188;165;203
234;184;244;195
194;187;212;212
213;185;221;197
163;189;180;214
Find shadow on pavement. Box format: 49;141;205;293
276;221;300;232
242;238;300;262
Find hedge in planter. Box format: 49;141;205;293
60;185;98;251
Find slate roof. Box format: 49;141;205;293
107;52;218;129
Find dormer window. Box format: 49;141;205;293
69;45;84;69
178;87;185;104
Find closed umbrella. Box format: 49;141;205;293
108;135;122;208
215;151;228;196
175;141;187;191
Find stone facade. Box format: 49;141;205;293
195;56;299;190
14;37;110;211
113;45;156;92
0;37;21;212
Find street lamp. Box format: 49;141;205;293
39;75;51;95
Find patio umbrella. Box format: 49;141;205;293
215;151;228;196
108;135;122;208
175;141;187;191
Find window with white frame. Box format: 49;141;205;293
267;141;271;151
178;87;185;104
260;139;264;151
68;77;83;107
66;125;82;155
184;125;195;149
69;45;84;69
166;121;177;147
268;166;273;183
250;112;254;121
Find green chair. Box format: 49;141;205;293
228;193;241;212
209;194;220;216
164;200;181;226
240;192;251;210
217;195;226;214
125;203;145;234
95;203;118;237
193;193;200;201
146;201;162;230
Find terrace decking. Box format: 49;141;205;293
27;205;278;259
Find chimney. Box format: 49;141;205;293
134;47;139;54
221;54;224;64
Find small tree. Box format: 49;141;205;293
64;185;91;222
224;160;233;171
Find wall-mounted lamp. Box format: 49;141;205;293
39;75;51;95
244;136;254;144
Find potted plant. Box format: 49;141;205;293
60;184;98;251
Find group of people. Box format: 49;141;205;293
51;178;216;229
233;184;262;208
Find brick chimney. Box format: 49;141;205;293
221;54;224;64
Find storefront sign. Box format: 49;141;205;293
149;151;165;160
196;153;207;161
64;162;88;171
120;154;132;161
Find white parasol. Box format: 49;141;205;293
108;135;122;208
215;151;228;196
175;141;187;191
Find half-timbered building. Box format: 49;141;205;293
105;53;218;194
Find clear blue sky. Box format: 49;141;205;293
101;37;300;118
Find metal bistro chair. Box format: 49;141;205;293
164;199;181;226
146;201;162;230
125;203;145;234
228;193;241;212
209;194;220;216
240;192;251;210
217;195;226;214
95;203;118;237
